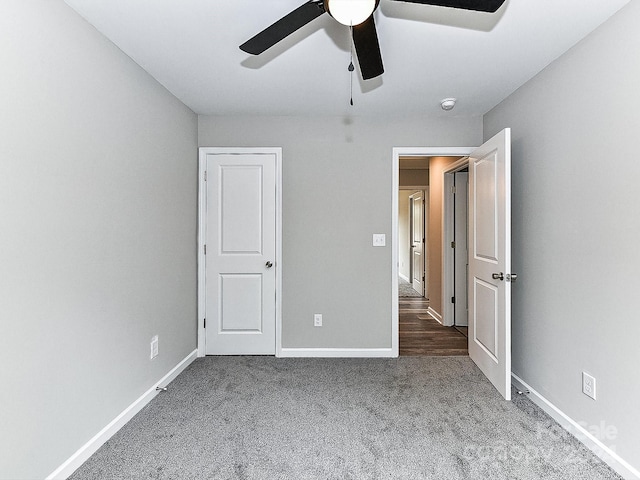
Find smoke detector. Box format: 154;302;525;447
440;98;457;111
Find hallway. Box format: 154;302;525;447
399;297;468;356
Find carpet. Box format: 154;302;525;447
399;277;422;297
69;357;621;480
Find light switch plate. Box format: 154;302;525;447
373;234;386;247
150;335;159;360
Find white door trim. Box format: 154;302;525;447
197;147;282;357
392;147;474;354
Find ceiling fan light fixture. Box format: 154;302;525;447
327;0;376;26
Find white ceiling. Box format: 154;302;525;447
63;0;630;117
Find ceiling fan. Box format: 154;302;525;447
240;0;506;80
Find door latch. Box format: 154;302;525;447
506;273;518;283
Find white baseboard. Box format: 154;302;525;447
47;349;198;480
399;273;410;282
278;348;396;358
426;307;443;325
511;374;639;480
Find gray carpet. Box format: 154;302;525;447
399;277;422;297
69;357;621;480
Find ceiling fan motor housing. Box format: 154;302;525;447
326;0;379;26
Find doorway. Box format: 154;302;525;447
399;188;426;298
392;132;512;399
394;149;474;357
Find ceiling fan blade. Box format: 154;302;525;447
352;16;384;80
240;1;326;55
390;0;505;13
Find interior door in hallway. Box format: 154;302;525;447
203;151;278;355
410;191;425;296
468;129;512;400
454;171;469;327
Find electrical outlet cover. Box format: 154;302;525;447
582;372;596;400
373;234;386;247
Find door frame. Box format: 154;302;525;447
392;147;474;354
197;147;283;357
442;157;471;327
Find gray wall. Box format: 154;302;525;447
0;2;198;478
484;1;640;471
199;115;482;348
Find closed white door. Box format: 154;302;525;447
204;152;277;355
468;129;512;400
410;191;424;295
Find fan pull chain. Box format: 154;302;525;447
349;26;355;106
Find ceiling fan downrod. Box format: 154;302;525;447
349;26;355;106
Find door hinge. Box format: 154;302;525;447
204;171;207;181
451;185;456;194
204;245;207;255
451;241;456;249
451;296;455;304
422;275;425;282
203;318;206;328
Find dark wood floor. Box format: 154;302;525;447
399;297;468;356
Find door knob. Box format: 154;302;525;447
506;273;518;283
492;272;504;281
265;261;273;268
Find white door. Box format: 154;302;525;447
410;191;424;295
204;152;277;355
468;129;512;400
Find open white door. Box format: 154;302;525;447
410;191;425;295
202;150;279;355
468;129;512;400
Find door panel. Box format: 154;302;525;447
205;153;276;355
474;159;498;261
220;166;263;254
473;278;498;359
220;274;263;332
468;129;511;400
